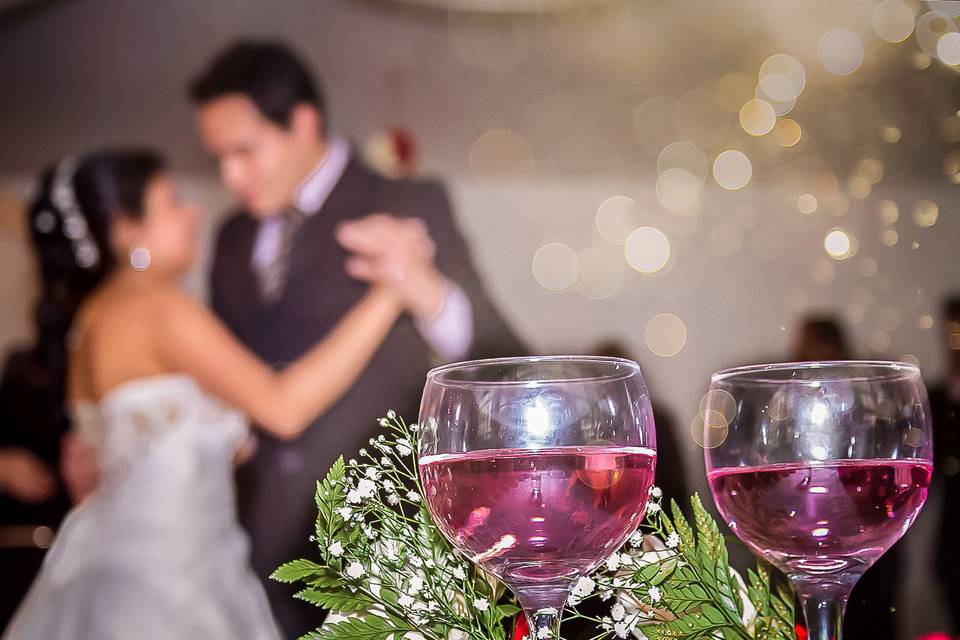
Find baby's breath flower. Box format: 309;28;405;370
646;502;661;514
387;494;400;506
357;478;377;498
647;586;662;603
329;541;344;557
452;565;466;580
649;485;663;499
387;410;396;419
398;593;415;608
572;576;596;597
407;576;424;595
605;552;621;572
611;602;626;621
337;507;352;520
346;562;365;579
472;597;489;612
614;621;630;638
665;532;681;549
406;490;421;502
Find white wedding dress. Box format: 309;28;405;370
2;374;282;640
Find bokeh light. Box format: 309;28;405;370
818;28;864;76
938;32;960;64
872;0;916;43
773;118;802;147
912;200;939;227
531;242;578;290
847;176;872;199
644;313;687;357
858;258;878;277
739;99;777;136
858;158;884;184
758;54;806;101
882;125;903;143
824;227;853;259
755;82;797;116
879;199;899;224
656;167;702;212
625;227;671;273
689;413;728;449
469;129;535;190
797;193;818;214
712;150;752;190
595;196;649;245
916;11;957;59
881;228;900;246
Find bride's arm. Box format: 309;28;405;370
154;285;402;441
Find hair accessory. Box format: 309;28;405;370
50;156;100;269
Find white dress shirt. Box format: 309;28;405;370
250;136;473;362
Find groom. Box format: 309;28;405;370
189;41;524;636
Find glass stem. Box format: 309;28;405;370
525;608;561;640
798;594;847;640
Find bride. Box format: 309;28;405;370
3;149;432;639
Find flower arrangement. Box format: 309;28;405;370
273;413;796;640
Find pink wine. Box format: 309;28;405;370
708;458;931;575
419;446;655;591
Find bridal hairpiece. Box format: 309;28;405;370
36;155;100;269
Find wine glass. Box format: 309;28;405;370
703;361;933;640
417;356;657;639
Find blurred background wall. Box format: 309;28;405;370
0;0;957;631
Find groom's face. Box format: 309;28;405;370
197;94;309;217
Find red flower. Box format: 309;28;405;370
512;615;530;640
795;624;807;640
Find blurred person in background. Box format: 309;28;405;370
2;148;435;639
0;169;106;625
790;315;852;363
189;40;525;636
929;296;960;634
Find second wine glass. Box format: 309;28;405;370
703;361;933;640
417;356;657;639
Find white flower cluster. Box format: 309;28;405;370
315;412;510;640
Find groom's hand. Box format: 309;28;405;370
335;213;447;321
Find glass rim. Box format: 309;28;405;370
710;359;920;385
425;355;641;388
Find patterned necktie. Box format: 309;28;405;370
257;207;305;304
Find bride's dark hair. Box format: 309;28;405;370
23;149;165;391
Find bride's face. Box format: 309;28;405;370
117;174;200;275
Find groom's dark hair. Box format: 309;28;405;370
189;40;327;136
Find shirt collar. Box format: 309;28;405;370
293;135;351;215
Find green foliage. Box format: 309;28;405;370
278;413;797;640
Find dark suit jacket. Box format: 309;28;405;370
209;157;525;638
